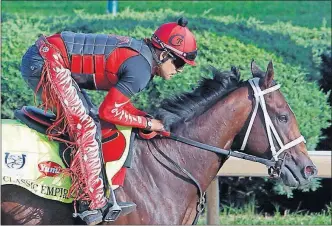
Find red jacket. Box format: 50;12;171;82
46;31;154;129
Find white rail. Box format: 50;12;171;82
218;151;331;177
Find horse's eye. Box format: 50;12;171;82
278;115;288;123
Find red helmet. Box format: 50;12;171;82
151;17;197;66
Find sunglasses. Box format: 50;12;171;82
183;50;197;61
166;52;186;69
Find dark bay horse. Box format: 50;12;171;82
1;61;317;224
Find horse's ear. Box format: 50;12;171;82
262;60;274;89
251;59;265;78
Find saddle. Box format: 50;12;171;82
15;106;57;136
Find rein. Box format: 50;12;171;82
140;130;277;167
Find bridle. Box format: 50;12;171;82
241;78;305;162
140;77;306;175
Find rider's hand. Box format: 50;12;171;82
150;119;165;131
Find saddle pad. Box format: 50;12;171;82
1;120;132;203
2;120;73;203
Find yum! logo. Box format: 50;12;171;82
38;161;63;177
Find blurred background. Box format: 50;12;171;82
1;1;331;224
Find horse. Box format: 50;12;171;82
1;60;317;225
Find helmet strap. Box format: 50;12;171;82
147;41;163;66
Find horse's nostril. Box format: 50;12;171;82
304;165;317;178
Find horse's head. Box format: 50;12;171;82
234;60;317;188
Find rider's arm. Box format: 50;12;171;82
99;87;148;128
99;55;152;128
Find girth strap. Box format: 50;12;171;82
147;139;205;225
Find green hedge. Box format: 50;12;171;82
3;1;331;28
2;10;330;151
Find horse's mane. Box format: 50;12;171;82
155;66;241;130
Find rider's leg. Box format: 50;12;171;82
71;86;112;224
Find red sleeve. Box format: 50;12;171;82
125;102;148;117
99;87;148;128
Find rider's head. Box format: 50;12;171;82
151;17;197;80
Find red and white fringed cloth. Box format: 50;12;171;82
35;36;107;210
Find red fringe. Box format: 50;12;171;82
34;64;89;202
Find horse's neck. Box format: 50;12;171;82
172;85;252;190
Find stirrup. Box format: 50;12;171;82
104;205;121;222
103;186;122;222
103;201;137;222
103;186;136;221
